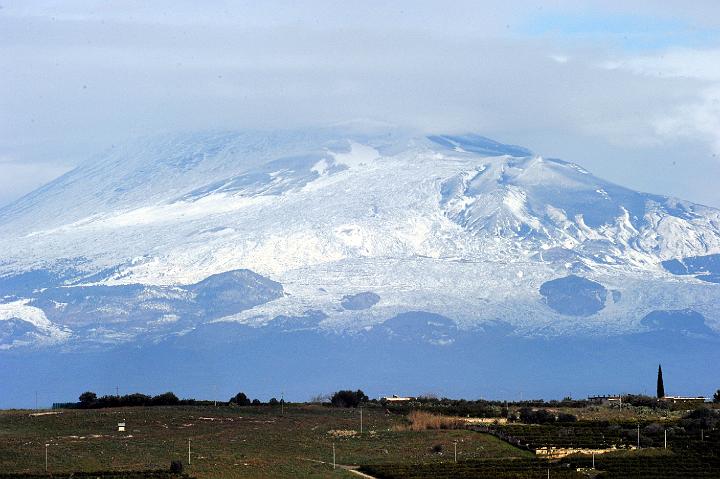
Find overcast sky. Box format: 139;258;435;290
2;1;720;207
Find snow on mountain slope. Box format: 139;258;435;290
0;300;71;348
1;127;719;349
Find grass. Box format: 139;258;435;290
395;411;465;431
0;405;530;478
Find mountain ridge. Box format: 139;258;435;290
1;127;720;351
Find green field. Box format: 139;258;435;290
2;404;719;478
0;405;529;478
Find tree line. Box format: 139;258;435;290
65;389;367;410
72;390;286;409
77;391;197;408
61;387;720;410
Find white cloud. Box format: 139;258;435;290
1;1;720;207
654;86;720;153
0;162;73;206
604;48;720;153
609;48;720;80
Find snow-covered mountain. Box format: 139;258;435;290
2;126;720;352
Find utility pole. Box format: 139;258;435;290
360;407;363;434
332;443;336;470
188;438;191;465
592;452;595;469
281;392;284;416
546;445;551;479
45;443;49;471
454;441;457;463
664;429;667;449
637;424;640;449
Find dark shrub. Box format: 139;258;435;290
230;392;252;406
268;397;279;405
557;412;578;423
518;407;532;423
681;407;720;431
535;409;556;424
123;393;152;407
152;392;180;406
519;407;556;424
79;391;97;407
331;389;368;408
170;459;183;473
623;394;658;408
644;422;664;435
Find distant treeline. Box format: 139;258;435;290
381;394;709;418
53;391;284;410
53;389;708;411
383;396;589;418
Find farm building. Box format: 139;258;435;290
380;395;414;404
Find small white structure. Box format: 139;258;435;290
380;395;414;403
118;421;126;432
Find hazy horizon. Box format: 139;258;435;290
3;1;720;207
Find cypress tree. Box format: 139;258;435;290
657;364;665;398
